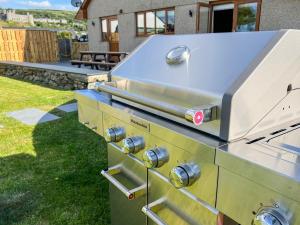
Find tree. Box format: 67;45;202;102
57;31;72;39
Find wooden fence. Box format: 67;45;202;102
0;29;59;63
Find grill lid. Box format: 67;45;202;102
100;30;300;141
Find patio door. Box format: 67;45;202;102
107;17;119;52
198;0;261;33
101;16;119;52
212;3;235;32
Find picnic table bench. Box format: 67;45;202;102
71;51;129;70
71;60;118;70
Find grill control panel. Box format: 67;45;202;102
101;111;217;206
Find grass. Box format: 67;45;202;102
0;77;109;225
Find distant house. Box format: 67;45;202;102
34;18;68;24
0;9;34;25
75;0;300;52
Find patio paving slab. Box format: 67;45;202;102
7;108;60;125
57;103;78;113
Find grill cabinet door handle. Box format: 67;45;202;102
142;198;168;225
101;165;146;200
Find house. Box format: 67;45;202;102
0;9;34;25
75;0;300;52
34;18;68;24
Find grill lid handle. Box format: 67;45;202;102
95;82;217;125
166;46;190;65
185;105;218;125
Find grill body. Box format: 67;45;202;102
75;30;300;225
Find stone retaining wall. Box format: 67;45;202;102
0;62;107;90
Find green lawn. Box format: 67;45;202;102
0;77;109;225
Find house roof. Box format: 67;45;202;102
75;0;224;20
75;0;91;20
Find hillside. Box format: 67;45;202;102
0;20;31;28
8;9;87;33
16;9;77;22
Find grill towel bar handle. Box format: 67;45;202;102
142;198;168;225
101;165;146;200
95;82;217;124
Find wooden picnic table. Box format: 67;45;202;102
79;51;129;63
71;60;118;70
71;51;129;70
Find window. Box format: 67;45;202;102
101;18;108;41
197;3;210;33
156;10;166;34
146;11;155;35
137;13;145;35
236;2;258;32
101;16;118;42
166;10;175;33
136;8;175;36
110;20;118;33
197;0;261;33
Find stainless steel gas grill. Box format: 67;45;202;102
75;30;300;225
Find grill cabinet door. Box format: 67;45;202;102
145;170;219;225
104;143;147;225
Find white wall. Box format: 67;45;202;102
86;0;300;52
260;0;300;30
175;4;198;34
87;0;203;19
118;13;146;52
87;18;109;51
86;0;209;52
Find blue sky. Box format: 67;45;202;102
0;0;78;11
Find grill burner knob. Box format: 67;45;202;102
143;148;169;168
169;163;200;188
253;208;289;225
122;136;145;154
104;127;126;142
